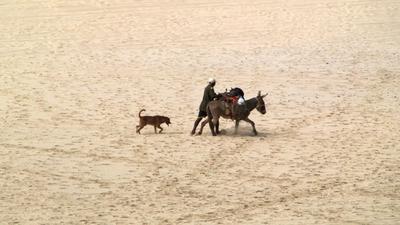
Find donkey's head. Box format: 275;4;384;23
256;91;268;114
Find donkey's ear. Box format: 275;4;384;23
262;93;268;98
258;91;261;96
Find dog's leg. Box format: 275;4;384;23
136;125;144;134
158;125;163;133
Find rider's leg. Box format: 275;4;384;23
192;110;207;135
191;117;202;135
198;118;209;135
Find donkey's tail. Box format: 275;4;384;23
139;109;146;118
206;105;212;119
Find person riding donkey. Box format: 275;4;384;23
191;78;219;135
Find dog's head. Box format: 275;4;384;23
165;117;171;126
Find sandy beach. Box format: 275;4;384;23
1;0;399;224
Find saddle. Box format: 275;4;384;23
220;94;240;120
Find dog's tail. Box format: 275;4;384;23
139;109;145;118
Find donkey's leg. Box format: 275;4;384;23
208;114;219;136
234;120;240;134
244;118;257;136
216;120;220;134
206;105;217;136
198;119;208;135
154;125;158;134
211;117;219;136
208;118;216;136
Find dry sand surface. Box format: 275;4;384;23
1;0;400;224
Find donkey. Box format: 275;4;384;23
197;91;268;136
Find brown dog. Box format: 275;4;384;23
136;109;171;134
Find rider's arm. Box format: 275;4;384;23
209;87;217;100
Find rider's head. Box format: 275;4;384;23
208;78;216;87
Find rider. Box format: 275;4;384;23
191;78;218;135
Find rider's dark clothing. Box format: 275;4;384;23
198;84;217;117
